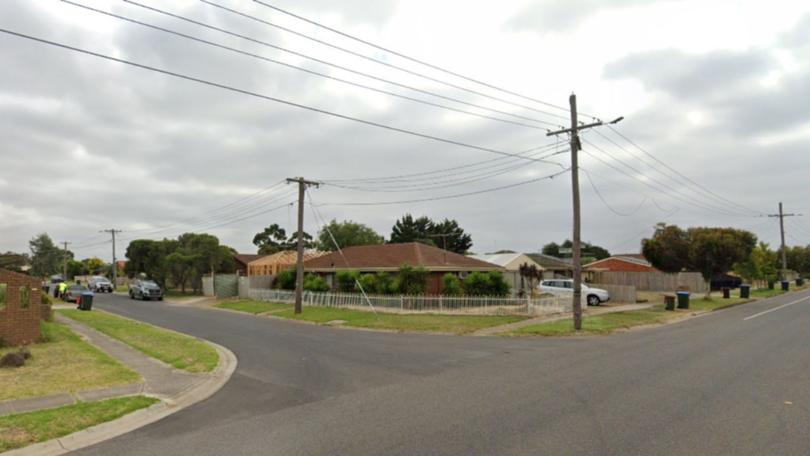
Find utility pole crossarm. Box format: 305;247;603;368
286;177;320;314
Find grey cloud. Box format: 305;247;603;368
506;0;672;33
603;48;774;100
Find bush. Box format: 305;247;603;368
303;274;329;292
335;270;360;292
397;265;428;295
442;273;463;296
375;272;396;294
274;269;296;290
357;274;378;294
41;293;52;305
462;271;511;296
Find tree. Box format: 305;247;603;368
124;239;175;288
253;223;313;254
688;227;756;296
29;233;62;277
389;214;473;254
541;242;560;257
642;224;691;273
518;262;543;293
166;251;197;293
84;257;105;275
316;219;384;251
734;242;778;285
542;240;610;260
274;269;296;290
0;251;30;273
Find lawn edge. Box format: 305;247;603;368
3;338;237;456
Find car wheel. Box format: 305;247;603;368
129;291;134;299
587;295;601;306
157;297;163;301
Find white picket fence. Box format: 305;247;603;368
247;288;571;316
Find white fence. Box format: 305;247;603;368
248;288;572;316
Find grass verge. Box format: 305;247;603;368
59;310;218;373
164;290;204;301
0;322;139;402
216;299;292;314
272;306;527;334
512;297;750;337
0;396;158;452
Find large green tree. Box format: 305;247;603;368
316;219;384;251
734;242;778;284
389;214;473;254
642;224;691;273
542;239;610;260
29;233;63;277
688;227;757;292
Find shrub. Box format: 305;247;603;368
357;274;378;294
335;270;360;292
0;352;26;368
303;274;329;292
463;271;491;296
397;265;428;295
488;271;511;296
274;269;296;290
442;273;463;296
41;293;52;305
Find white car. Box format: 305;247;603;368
538;279;610;306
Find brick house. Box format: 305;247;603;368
0;268;46;346
302;242;504;294
584;255;657;273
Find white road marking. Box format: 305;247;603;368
743;295;810;321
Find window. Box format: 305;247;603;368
19;286;30;309
0;283;6;311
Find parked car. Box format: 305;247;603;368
129;279;163;301
538;279;610;306
63;284;91;303
88;276;113;293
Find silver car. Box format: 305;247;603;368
88;276;113;293
538;279;610;306
128;279;163;301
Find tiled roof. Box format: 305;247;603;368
303;243;502;271
248;250;327;266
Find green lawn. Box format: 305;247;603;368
513;297;752;337
0;396;158;452
59;310;218;373
216;300;292;314
0;322;140;402
273;306;528;334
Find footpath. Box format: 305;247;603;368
3;311;236;456
472;303;653;336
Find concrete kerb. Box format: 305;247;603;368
4;332;237;456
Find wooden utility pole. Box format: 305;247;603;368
546;93;622;330
768;202;799;279
61;241;71;280
101;229;123;287
286;177;320;314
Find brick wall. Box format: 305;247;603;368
0;268;42;346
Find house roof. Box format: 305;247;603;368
525;253;573;270
470;253;545;271
247;250;327;266
303;242;503;272
584;255;653;269
234;254;266;267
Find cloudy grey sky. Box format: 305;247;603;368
2;0;809;262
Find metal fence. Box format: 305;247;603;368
247;288;572;316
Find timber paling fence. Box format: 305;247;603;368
248;288;572;316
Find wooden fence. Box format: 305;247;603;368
590;283;636;303
590;271;707;292
248;288;571;316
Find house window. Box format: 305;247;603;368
19;286;30;309
0;283;6;311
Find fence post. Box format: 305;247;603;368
400;295;404;310
439;295;443;312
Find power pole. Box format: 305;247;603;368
546;93;622;330
768;202;800;279
286;177;320;314
101;229;123;287
61;241;71;280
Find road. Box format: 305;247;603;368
73;290;810;455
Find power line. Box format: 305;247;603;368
200;0;571;123
64;1;547;132
252;0;594;119
599;127;764;217
117;0;560;129
580;168;647;217
316;168;570;206
582;138;754;218
0;28;562;168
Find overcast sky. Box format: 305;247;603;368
2;0;809;262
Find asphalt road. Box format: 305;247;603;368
73;290;810;455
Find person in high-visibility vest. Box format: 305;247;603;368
58;282;68;299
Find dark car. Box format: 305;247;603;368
129;279;163;301
88;276;113;293
63;284;91;303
